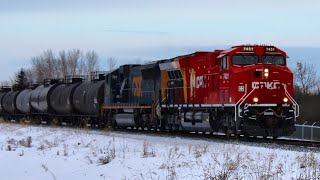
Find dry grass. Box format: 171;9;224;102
98;139;116;165
1;123;320;179
19;136;32;148
296;152;320;179
142;141;156;158
5;136;32;151
41;164;57;180
192;144;209;158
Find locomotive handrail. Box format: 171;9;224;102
237;85;257;118
234;84;247;122
284;84;299;118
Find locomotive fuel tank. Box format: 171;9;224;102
73;80;105;115
50;82;81;115
30;84;59;113
181;111;213;132
2;91;21;114
115;113;137;127
16;89;33;114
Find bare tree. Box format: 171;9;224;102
67;49;82;75
30;49;60;81
31;56;46;82
0;80;11;87
24;68;35;83
77;57;86;76
29;49;103;82
85;50;99;74
42;49;56;78
58;50;68;77
294;61;319;95
107;57;117;71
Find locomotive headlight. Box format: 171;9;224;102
283;97;288;103
264;69;269;78
253;97;259;103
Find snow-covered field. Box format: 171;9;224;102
0;123;319;180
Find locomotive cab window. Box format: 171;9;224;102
232;55;258;65
220;56;229;70
262;55;285;66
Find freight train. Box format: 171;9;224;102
0;45;298;138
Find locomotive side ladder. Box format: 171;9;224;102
234;84;257;133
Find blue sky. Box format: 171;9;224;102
1;0;320;81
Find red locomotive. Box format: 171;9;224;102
158;45;298;138
105;45;298;138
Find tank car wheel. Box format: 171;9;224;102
34;117;41;125
225;133;230;139
46;118;53;126
235;134;241;139
168;124;173;132
243;132;250;139
3;117;8;122
140;125;146;131
21;118;27;124
52;118;60;126
99;123;106;129
175;125;180;132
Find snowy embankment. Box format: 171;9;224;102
0;123;319;180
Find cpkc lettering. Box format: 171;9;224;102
252;82;280;90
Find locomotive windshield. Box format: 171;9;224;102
262;55;285;65
232;55;258;65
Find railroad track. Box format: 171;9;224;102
2;120;320;150
111;127;320;150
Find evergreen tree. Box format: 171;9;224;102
12;68;28;91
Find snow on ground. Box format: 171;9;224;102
0;123;319;180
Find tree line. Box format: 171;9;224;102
294;61;320;123
0;49;118;86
